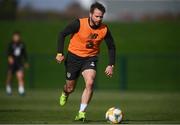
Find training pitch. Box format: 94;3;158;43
0;89;180;124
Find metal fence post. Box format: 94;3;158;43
120;55;127;90
28;55;35;88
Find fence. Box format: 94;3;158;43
0;54;179;91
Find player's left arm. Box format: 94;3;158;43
104;28;116;77
22;43;29;68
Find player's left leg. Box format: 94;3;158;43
81;69;96;105
75;69;96;121
16;70;25;95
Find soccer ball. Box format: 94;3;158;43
105;107;123;124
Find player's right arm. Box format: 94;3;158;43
7;42;14;65
56;53;65;64
56;19;80;63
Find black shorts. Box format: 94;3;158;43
65;52;98;80
8;63;24;74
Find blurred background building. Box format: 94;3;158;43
0;0;180;21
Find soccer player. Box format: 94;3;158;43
56;2;116;121
6;31;28;95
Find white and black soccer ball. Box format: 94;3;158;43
105;107;123;124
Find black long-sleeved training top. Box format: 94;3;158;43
8;41;28;65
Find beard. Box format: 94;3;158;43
90;17;101;27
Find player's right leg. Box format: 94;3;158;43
59;80;77;106
6;69;13;95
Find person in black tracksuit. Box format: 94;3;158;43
6;31;28;95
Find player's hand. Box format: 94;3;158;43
56;53;65;64
8;56;14;65
105;65;114;77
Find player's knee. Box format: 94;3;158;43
86;79;94;90
64;83;75;93
67;87;74;93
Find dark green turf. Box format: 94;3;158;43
0;89;180;124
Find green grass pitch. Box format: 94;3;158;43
0;89;180;124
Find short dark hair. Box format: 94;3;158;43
13;31;21;36
90;2;106;14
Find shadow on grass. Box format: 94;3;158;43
0;109;30;112
72;119;180;124
123;119;180;124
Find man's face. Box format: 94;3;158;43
90;8;104;26
12;34;20;42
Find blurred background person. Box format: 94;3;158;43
6;31;28;96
